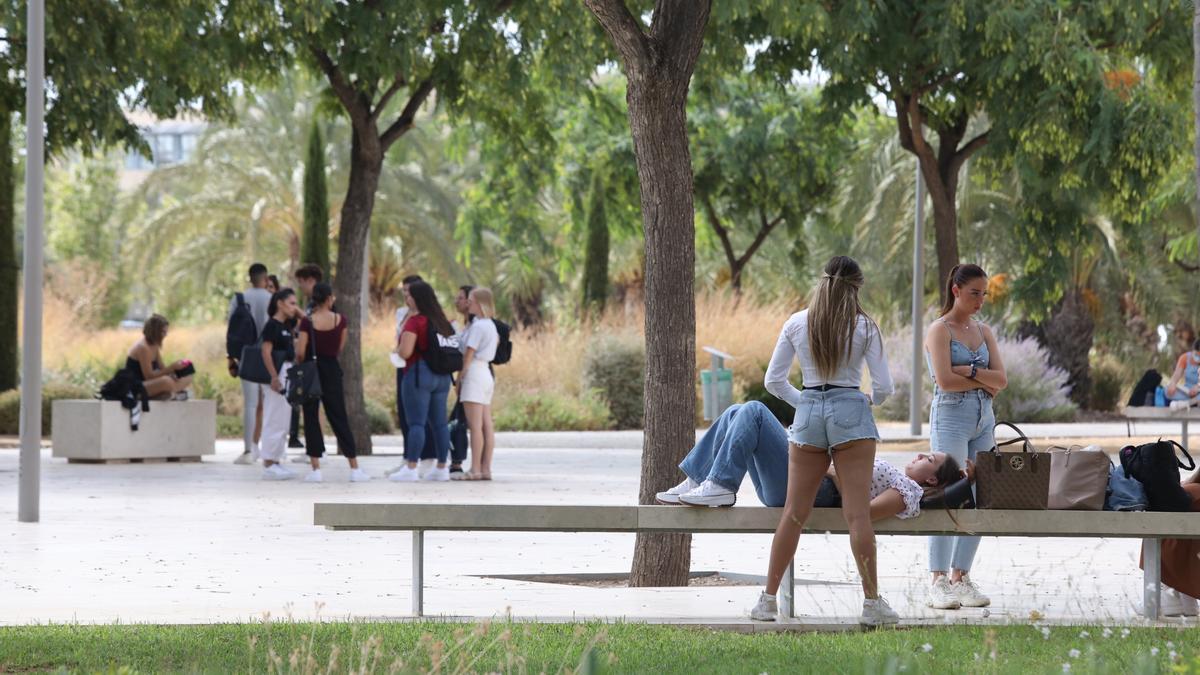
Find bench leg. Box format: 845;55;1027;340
1143;538;1161;620
1183;421;1190;452
413;530;424;617
779;561;795;619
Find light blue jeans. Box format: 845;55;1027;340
928;389;995;573
678;402;790;506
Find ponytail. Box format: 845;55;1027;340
940;264;987;316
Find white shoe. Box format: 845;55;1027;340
384;464;405;477
422;466;450;482
417;458;436;478
1162;585;1200;617
952;576;990;608
388;466;420;482
749;592;777;622
655;477;699;505
349;468;371;483
926;576;961;610
262;464;295;481
233;452;255;465
291;454;311;464
303;469;323;483
861;597;900;626
678;479;736;507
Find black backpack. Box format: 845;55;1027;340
492;319;513;365
1127;369;1162;407
1119;440;1196;511
226;293;259;360
423;322;463;375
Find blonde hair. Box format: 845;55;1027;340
808;256;873;379
470;287;496;320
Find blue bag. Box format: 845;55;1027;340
1104;462;1148;512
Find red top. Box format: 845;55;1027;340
299;314;347;359
401;314;429;363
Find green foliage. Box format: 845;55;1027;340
364;399;394;435
580;172;609;314
300;118;330;274
740;373;795;427
0;382;93;436
584;336;645;430
216;414;242;439
1089;354;1128;413
494;391;613;432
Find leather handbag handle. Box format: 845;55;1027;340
1166;439;1198;471
993;421;1033;453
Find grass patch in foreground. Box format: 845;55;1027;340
0;621;1197;674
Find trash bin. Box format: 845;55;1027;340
700;346;735;422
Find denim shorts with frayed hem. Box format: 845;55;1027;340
787;388;879;453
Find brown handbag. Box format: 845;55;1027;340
976;421;1051;510
1047;444;1111;511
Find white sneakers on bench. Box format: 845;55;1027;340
655;477;737;507
655;477;698;504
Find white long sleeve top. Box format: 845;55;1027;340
764;309;894;407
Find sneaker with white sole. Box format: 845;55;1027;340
417;458;436;478
749;592;777;621
422;466;450;482
234;452;255;465
349;468;371;483
860;597;900;626
388;465;420;482
926;576;961;610
952;576;990;608
655;477;699;505
291;454;312;464
262;464;296;481
1162;585;1200;617
678;479;736;507
303;469;323;483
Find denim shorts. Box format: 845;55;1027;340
788;388;880;452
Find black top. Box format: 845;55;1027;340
261;318;296;362
124;356;160;383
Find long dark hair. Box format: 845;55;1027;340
940;264;988;316
268;288;296;318
311;282;334;309
407;281;454;337
808;255;873;379
920;454;965;500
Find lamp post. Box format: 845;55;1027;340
909;166;925;438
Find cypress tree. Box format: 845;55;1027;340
301;119;330;274
581;171;609;315
0;112;15;391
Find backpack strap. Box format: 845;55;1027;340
236;292;246;309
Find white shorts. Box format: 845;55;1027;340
459;360;494;405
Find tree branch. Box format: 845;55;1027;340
309;44;370;129
736;210;784;269
649;0;713;77
701;193;737;271
583;0;652;72
380;77;436;150
372;73;407;122
949;130;990;177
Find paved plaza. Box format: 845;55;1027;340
0;426;1196;628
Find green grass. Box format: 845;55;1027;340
0;622;1197;674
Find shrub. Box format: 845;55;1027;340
216;414;242;439
583;335;644;429
1089;354;1126;412
494;391;613;431
991;337;1077;423
364;398;394;434
876;325;932;423
741;368;796;426
0;382;94;436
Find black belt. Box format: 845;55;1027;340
802;384;855;391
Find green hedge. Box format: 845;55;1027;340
584;336;644;429
0;383;94;436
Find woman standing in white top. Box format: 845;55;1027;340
751;255;899;626
456;287;500;480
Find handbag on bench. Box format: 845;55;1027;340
976;421;1051;510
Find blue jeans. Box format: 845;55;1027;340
396;368;438;460
401;361;451;463
678;402;790;506
928;389;995;572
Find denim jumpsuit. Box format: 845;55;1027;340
1167;352;1200;401
926;320;994;573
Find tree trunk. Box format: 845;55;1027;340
0;111;13;391
333;133;383;455
625;76;698;588
927;181;959;297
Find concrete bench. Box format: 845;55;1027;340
52;399;216;463
315;503;1200;620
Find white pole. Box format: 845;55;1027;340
18;0;45;523
909;166;925;437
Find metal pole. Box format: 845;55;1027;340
18;0;44;523
909;166;925;437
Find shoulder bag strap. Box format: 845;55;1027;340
1166;439;1197;471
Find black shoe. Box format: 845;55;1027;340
288;438;304;449
449;465;464;475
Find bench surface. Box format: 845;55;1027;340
314;503;1200;538
1122;405;1200;421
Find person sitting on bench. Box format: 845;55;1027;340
125;314;193;401
656;401;963;517
1165;339;1200;403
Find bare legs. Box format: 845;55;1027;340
764;439;879;599
143;374;192;400
463;401;495;479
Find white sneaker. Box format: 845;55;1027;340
262;464;295;481
291;454;311;464
384;464;405;477
678;479;736;507
422;466;450;482
926;576;961;610
655;477;699;505
749;592;777;621
303;469;323;483
349;468;371;483
234;452;255;465
417;458;436;478
388;466;420;483
1162;585;1200;617
860;597;900;626
952;576;990;608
